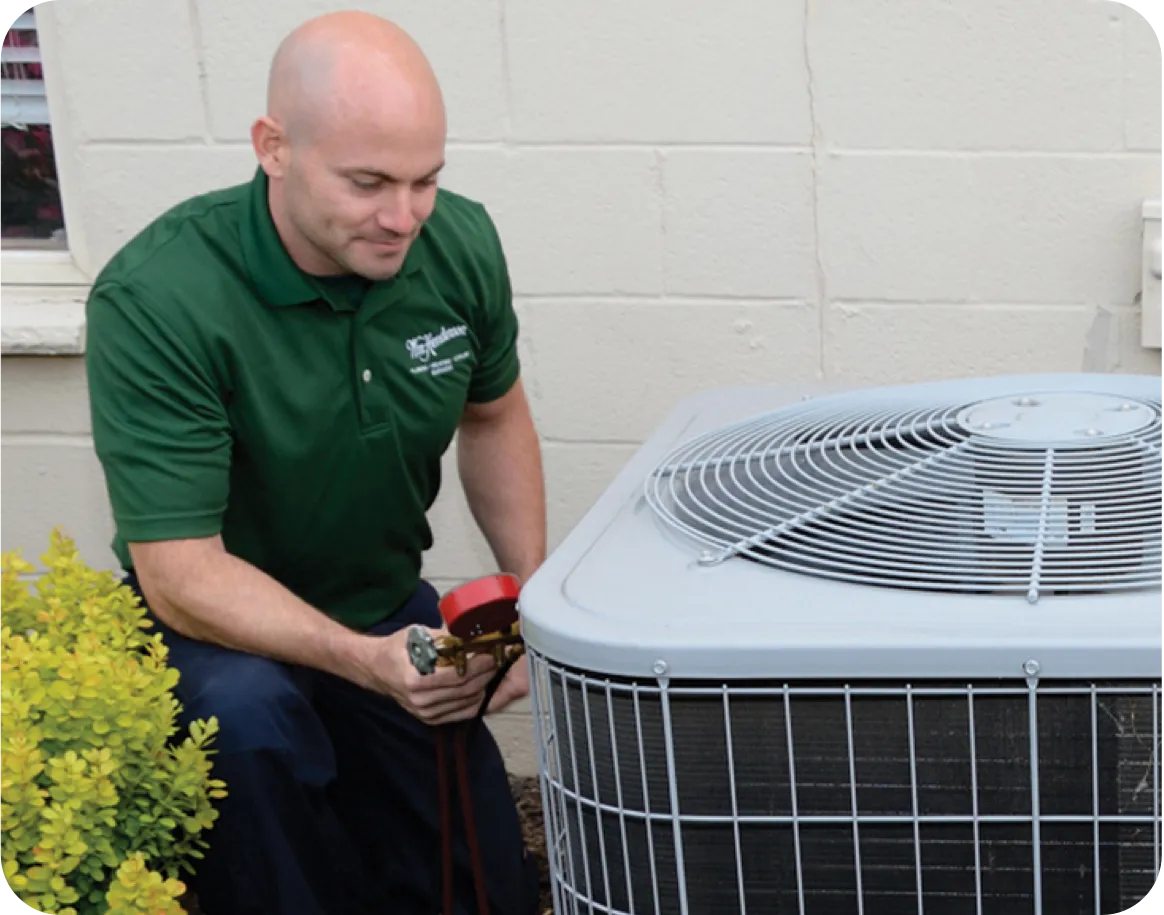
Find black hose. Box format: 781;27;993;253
468;648;524;744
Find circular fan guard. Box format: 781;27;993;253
644;388;1162;602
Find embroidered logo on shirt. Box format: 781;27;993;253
406;324;471;377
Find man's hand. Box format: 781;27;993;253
354;627;499;726
486;653;530;715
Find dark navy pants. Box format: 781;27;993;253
125;575;539;915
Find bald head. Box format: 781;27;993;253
253;12;448;281
266;11;444;144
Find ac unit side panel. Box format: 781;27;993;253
519;374;1162;682
520;482;1160;681
529;651;1162;915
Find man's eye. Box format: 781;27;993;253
351;178;380;191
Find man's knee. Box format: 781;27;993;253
180;654;335;784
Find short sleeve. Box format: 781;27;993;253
466;206;521;404
85;282;232;544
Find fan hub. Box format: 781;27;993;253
957;392;1156;445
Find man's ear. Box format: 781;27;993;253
251;115;291;179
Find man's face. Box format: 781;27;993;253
279;107;445;281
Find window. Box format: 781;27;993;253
2;7;65;250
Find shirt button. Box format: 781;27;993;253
362;369;372;383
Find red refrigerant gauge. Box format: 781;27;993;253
438;573;522;641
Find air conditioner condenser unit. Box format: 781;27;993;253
518;373;1162;915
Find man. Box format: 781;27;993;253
84;11;545;915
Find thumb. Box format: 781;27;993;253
486;685;509;716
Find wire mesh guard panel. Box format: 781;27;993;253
644;392;1161;602
530;655;1162;915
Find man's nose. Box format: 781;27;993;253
377;188;418;237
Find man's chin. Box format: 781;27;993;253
349;248;410;282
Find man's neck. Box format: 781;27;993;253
266;181;344;277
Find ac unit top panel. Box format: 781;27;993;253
518;374;1162;681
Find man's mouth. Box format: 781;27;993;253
367;237;406;252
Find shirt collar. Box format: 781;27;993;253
239;167;423;309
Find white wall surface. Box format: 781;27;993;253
2;1;1162;769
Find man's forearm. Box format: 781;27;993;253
457;396;547;584
130;537;376;688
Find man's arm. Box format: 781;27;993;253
83;281;361;678
457;378;547;585
132;536;373;676
456;378;546;714
130;536;498;725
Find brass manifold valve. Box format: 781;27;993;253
407;574;526;677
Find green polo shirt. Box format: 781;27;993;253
85;168;520;630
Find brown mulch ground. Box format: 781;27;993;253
510;774;553;913
181;775;551;915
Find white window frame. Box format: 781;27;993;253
1;5;91;355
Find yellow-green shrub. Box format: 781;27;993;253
1;530;227;915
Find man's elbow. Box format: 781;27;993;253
127;535;225;637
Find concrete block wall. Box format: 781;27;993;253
3;0;1162;774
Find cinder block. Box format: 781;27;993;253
195;0;507;142
423;440;637;580
1;439;118;572
519;299;821;441
823;303;1094;385
73;146;257;271
443;148;663;296
424;577;469;598
1;356;91;435
42;0;205;141
439;147;512;221
423;445;497;582
504;0;811;143
661;150;817;298
818;154;1162;306
542;442;638;551
1124;6;1162;151
1080;303;1164;375
809;0;1124;151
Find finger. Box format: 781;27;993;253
413;657;496;691
416;694;487;726
458;651;498;677
410;654;496;693
428;693;481;721
409;659;497;698
485;690;510;716
426;708;475;726
410;672;496;711
486;680;520;715
435;653;496;682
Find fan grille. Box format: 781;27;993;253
644;388;1162;601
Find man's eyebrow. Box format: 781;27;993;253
343;162;446;182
